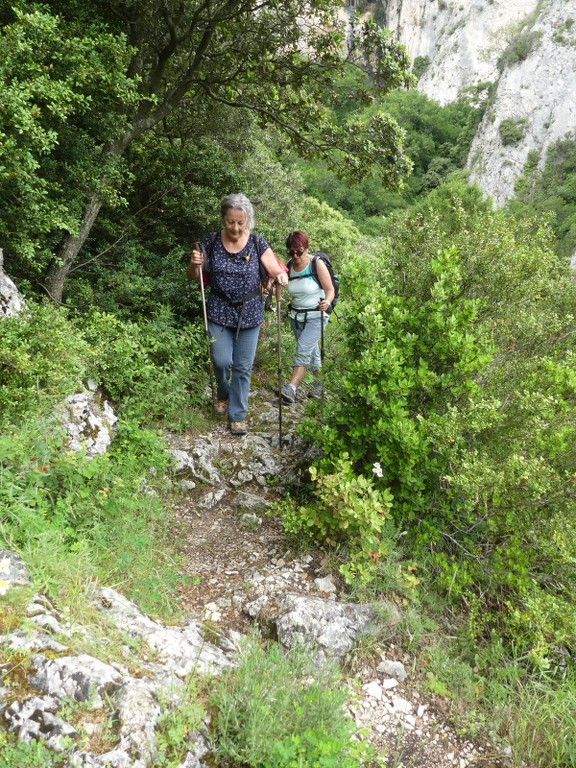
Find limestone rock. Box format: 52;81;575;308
272;593;377;660
342;0;576;206
56;391;118;457
0;248;26;318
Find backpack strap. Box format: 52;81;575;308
287;254;321;287
206;232;265;337
309;253;321;287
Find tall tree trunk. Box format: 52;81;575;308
44;191;104;303
42;112;163;302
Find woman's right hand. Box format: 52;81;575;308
190;246;204;267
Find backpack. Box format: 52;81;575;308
287;252;340;314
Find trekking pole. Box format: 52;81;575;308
196;242;216;407
320;308;325;411
320;309;325;366
276;281;283;451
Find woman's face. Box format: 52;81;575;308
288;244;309;268
223;208;248;242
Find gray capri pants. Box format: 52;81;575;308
290;313;329;370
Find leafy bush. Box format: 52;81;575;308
79;309;206;428
210;636;379;767
412;55;430;79
304;188;576;661
511;133;576;259
278;455;395;585
499;117;528;146
497;30;542;71
0;302;91;422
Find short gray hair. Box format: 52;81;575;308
220;193;255;231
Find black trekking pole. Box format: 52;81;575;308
320;308;325;411
196;242;216;407
276;281;283;450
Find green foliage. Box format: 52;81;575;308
278;456;396;585
0;302;92;421
0;5;137;274
412;55;430;80
154;679;206;767
499;117;528;146
0;737;64;767
0;413;183;616
295;197;363;258
79;310;207;428
2;0;413;299
511;133;576;259
63;120;256;317
210;636;379;767
382;91;480;180
307;246;491;498
303;187;576;661
293;89;479;230
497;29;542;71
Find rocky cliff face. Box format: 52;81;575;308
354;0;576;205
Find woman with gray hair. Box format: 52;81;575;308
187;193;288;435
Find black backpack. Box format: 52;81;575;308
287;252;340;314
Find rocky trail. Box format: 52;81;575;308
166;385;513;768
0;381;515;767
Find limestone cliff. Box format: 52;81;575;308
348;0;576;204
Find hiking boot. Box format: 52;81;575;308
307;380;323;399
281;383;296;404
214;399;228;416
229;420;247;436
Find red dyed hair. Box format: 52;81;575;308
285;230;309;251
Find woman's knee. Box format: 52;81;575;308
211;343;233;372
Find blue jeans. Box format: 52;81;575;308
208;322;260;422
290;314;329;370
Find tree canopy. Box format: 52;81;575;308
0;0;414;300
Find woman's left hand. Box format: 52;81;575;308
318;298;330;312
275;272;289;287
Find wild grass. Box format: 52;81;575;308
0;413;185;620
209;634;380;767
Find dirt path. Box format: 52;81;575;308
167;387;512;768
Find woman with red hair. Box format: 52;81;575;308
280;230;334;404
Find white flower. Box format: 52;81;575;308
0;579;9;596
372;462;383;478
0;557;10;575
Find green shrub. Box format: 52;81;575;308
0;302;92;422
279;455;395;586
511;133;576;259
412;55;430;80
499;117;528;146
210;636;379;767
79;309;206;428
304;192;576;661
498;30;542;71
